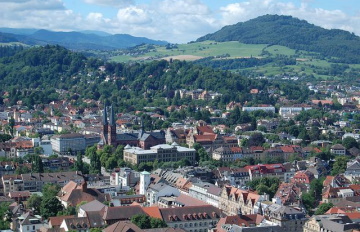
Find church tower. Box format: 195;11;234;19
102;104;108;144
108;105;117;146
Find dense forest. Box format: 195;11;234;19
0;45;310;111
197;15;360;64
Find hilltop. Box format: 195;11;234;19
197;14;360;63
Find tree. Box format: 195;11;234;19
42;183;61;199
34;147;44;155
331;156;349;176
247;133;265;147
301;192;315;215
131;214;151;229
0;202;11;229
27;194;42;214
75;152;85;173
31;155;44;173
131;214;167;229
342;137;359;149
40;197;63;219
57;206;76;216
114;145;124;159
150;217;167;228
247;177;280;199
315;203;333;215
90;152;101;175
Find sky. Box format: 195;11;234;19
1;0;360;43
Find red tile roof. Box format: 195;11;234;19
143;206;162;219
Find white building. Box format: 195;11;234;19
188;182;221;207
146;182;180;206
242;106;275;113
279;107;312;118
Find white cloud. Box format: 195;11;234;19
159;0;211;15
1;0;360;43
117;5;152;24
82;0;133;7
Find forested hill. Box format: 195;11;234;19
0;29;167;50
197;14;360;63
0;45;309;110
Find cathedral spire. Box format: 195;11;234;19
109;105;115;126
103;103;108;125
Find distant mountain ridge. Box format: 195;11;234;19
197;14;360;63
0;28;167;50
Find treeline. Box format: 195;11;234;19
0;45;25;58
197;14;360;64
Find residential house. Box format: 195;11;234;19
2;174;23;195
215;213;264;232
322;187;355;204
244;164;288;181
330;144;346;155
219;185;268;216
58;181;109;208
21;171;84;192
291;170;315;185
264;204;307;232
165;128;188;145
188;182;221;207
274;182;307;207
12;212;46;232
303;214;360;232
146;182;180;206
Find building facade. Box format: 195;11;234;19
123;143;196;165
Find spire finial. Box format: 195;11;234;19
103;102;108;125
109;105;115;126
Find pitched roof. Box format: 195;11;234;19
159;205;221;223
103;220;142;232
143;206;162;219
62;217;90;231
49;215;75;228
216;214;264;232
79;199;106;212
103;205;145;221
59;185;108;207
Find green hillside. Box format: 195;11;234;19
196;14;360;64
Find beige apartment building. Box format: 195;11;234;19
123;143;196;165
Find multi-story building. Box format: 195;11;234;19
51;133;86;155
21;171;84;192
244;164;288;181
279;106;312;118
242;106;275;113
2;174;23;195
219;185;268;216
158;205;222;232
264;204;307;232
303;214;360;232
123;143;196;165
188;182;221;207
